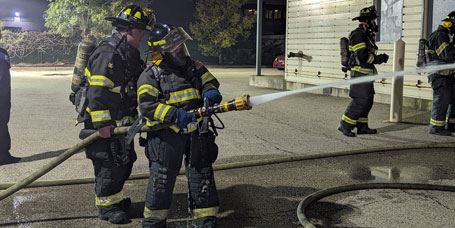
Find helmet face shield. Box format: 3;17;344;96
148;27;193;53
159;27;193;53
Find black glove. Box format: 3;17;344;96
376;54;389;64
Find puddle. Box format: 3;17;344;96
348;164;455;184
12;195;34;227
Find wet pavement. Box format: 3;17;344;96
1;68;455;227
1;148;454;228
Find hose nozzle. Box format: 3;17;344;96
193;94;252;117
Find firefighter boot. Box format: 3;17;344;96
119;197;131;211
429;127;452;136
100;208;130;224
338;124;356;137
357;123;378;135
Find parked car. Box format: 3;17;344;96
273;54;285;70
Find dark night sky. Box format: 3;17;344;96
0;0;196;30
0;0;47;22
150;0;196;30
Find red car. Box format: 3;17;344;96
273;54;285;70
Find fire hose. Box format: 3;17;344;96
1;93;455;226
297;182;455;228
0;95;252;201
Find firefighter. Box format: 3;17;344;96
0;30;21;165
137;24;222;227
81;5;154;224
338;6;389;137
427;11;455;136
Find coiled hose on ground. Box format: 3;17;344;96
1;127;455;227
296;183;455;228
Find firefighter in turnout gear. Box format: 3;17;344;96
338;6;389;137
138;24;222;227
427;11;455;136
80;5;155;224
0;30;21;165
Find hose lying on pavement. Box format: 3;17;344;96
0;124;170;201
296;183;455;228
1;139;455;200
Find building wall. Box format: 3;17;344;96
285;0;431;103
2;18;45;32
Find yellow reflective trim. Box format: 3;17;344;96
95;191;124;207
192;207;219;219
89;109;111;122
367;54;375;64
204;83;217;91
154;103;172;122
342;114;357;125
351;66;374;74
200;71;216;85
153;40;166;47
134;11;142;19
143;206;169;220
84;67;91;77
138;84;160;98
169;125;181;133
123;8;132;15
166;88;201;104
358;118;368;123
349;42;367;52
436;42;449;56
430;118;446;127
146;119;200;133
89;75;114;88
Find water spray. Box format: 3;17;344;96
249;63;455;106
194;63;455;117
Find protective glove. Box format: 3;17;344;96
203;89;222;106
99;125;114;138
173;108;196;129
376;53;389;64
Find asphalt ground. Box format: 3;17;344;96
0;148;454;227
0;67;454;227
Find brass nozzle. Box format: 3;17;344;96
220;94;252;112
192;94;252;117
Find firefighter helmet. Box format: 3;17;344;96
147;24;193;53
352;6;378;21
106;5;155;31
442;11;455;34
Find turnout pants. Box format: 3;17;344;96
0;96;11;157
430;75;455;130
143;129;219;228
84;132;137;216
340;72;375;130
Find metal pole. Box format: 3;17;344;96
389;39;405;122
256;0;263;76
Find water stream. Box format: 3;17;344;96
249;63;455;106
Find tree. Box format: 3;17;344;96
45;0;149;39
190;0;254;63
0;30;78;63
